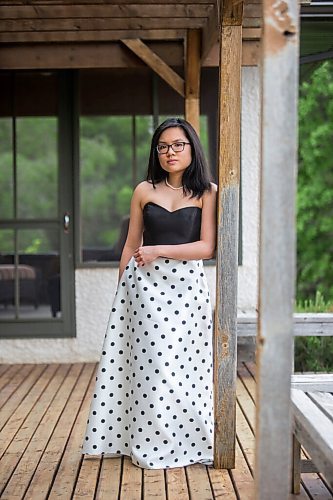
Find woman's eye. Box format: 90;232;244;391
174;143;182;148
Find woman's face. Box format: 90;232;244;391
157;127;192;175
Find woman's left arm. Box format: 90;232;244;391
134;183;217;265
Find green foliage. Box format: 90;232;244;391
116;186;133;216
295;289;333;373
296;290;333;313
295;336;333;372
297;60;333;302
0;114;210;252
79;116;152;248
294;62;333;372
0;117;58;252
24;238;42;254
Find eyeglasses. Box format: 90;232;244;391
156;142;190;155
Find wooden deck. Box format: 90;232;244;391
0;362;332;499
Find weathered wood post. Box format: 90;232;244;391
185;29;201;135
255;0;300;497
214;0;243;469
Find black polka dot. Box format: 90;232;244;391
83;257;213;469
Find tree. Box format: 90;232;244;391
297;60;333;301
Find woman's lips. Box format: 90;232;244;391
167;160;177;164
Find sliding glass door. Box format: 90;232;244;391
0;72;75;337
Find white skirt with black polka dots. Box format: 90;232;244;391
82;255;214;469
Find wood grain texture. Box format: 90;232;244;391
0;4;213;19
0;17;206;31
48;364;98;499
292;374;333;392
185;29;201;134
143;468;167;499
292;389;333;489
255;0;300;497
0;363;328;498
201;5;219;64
121;38;185;96
0;41;183;70
0;29;186;43
214;0;243;469
236;314;333;336
24;364;96;500
0;0;215;5
292;436;302;495
119;456;142;500
165;467;189;500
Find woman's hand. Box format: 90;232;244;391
133;246;159;266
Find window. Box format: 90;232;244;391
0;71;75;336
79;115;154;262
79;114;212;263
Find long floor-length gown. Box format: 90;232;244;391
82;201;214;469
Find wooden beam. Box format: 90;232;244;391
0;17;206;31
0;30;186;44
203;39;260;67
214;0;243;470
0;0;215;4
0;4;214;19
255;0;300;497
243;17;261;28
121;38;185;97
185;29;201;135
242;27;261;39
0;42;183;70
201;5;219;65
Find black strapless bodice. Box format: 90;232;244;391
142;202;202;246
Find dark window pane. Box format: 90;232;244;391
18;229;61;319
0;229;15;318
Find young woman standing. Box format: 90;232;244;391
82;117;217;469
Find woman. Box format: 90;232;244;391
82;117;217;469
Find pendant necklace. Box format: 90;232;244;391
165;178;183;190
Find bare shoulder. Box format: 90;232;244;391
202;182;217;204
132;180;157;209
132;180;152;199
133;180;152;195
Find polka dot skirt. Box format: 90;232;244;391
82;256;214;469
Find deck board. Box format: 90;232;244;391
24;363;95;500
0;362;329;499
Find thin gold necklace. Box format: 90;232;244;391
165;178;183;190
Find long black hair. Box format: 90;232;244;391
146;118;212;198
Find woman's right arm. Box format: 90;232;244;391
117;183;145;282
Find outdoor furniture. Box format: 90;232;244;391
291;374;333;493
0;264;39;308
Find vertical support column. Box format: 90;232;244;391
131;115;137;188
255;0;299;497
185;29;201;135
214;0;243;469
152;72;159;130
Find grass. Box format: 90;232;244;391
294;291;333;372
295;290;333;313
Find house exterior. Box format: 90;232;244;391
0;0;331;364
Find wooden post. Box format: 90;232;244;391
121;39;184;97
214;0;243;469
185;29;201;135
292;435;301;494
255;0;300;497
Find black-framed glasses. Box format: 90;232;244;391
156;142;190;154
